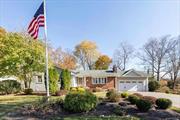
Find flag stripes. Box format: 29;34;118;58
27;2;44;39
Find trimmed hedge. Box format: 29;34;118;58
156;98;172;109
64;91;98;112
148;81;160;91
128;95;139;104
136;99;152;112
0;80;21;94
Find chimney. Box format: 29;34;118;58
113;65;117;73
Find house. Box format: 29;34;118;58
0;66;149;92
73;66;149;92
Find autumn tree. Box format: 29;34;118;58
0;27;6;37
95;55;112;70
74;40;100;70
113;42;134;71
50;47;77;70
0;32;45;88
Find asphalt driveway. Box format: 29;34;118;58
133;92;180;108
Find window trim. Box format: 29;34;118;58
37;75;43;84
92;77;107;84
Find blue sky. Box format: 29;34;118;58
0;0;180;69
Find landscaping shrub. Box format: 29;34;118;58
24;88;33;95
128;95;139;104
70;87;85;92
121;92;129;98
148;81;160;91
133;93;143;98
0;80;21;94
106;89;121;102
157;86;170;93
113;106;126;116
55;90;67;96
64;91;98;112
92;87;103;92
49;68;59;95
142;96;157;105
167;81;174;89
136;99;152;112
156;98;172;109
60;69;71;90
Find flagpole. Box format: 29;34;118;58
43;0;50;97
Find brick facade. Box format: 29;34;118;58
85;77;116;89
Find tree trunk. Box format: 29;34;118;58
24;81;28;88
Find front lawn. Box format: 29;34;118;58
0;95;60;118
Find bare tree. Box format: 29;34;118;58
139;35;176;81
165;36;180;89
113;42;134;71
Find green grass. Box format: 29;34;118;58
53;116;140;120
0;95;60;118
170;107;180;113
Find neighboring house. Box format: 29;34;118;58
73;66;149;92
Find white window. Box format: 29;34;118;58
92;78;107;84
37;75;42;83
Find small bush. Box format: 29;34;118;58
55;90;67;96
133;93;143;98
64;91;98;112
0;80;21;94
128;95;139;104
106;89;121;102
156;98;172;109
136;99;152;112
121;92;129;98
92;87;103;92
167;81;174;89
142;96;157;105
148;81;160;91
77;87;86;92
113;106;126;116
70;87;85;92
157;86;170;93
24;88;33;95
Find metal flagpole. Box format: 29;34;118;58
43;0;50;97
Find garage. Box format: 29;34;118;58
119;80;145;91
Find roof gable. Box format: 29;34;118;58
122;69;143;77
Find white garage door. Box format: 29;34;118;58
119;81;144;91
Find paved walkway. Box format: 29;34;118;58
132;92;180;108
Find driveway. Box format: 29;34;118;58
132;92;180;108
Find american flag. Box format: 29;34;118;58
28;2;44;39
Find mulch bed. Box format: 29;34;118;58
6;100;180;120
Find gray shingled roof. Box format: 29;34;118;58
75;69;148;78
